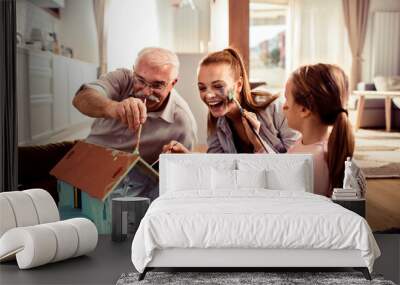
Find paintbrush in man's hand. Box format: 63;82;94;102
133;98;147;155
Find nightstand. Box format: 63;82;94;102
332;198;366;218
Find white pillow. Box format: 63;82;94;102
211;169;268;190
168;163;212;191
237;158;309;192
212;168;237;190
236;169;267;189
266;166;307;191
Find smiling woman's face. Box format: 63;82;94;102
197;63;239;118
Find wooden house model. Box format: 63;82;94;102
50;141;158;234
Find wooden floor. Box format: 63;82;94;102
366;178;400;231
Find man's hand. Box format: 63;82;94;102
107;97;147;130
162;140;190;154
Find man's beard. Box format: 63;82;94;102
133;91;161;103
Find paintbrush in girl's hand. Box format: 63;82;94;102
222;88;274;153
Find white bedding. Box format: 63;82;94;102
131;190;380;273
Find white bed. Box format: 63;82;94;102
131;154;380;280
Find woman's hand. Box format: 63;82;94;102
162;140;190;154
241;111;265;152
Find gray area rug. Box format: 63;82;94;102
360;162;400;179
353;129;400;178
116;271;395;285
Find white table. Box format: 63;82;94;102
353;90;400;132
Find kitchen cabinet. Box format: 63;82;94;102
17;47;97;145
53;55;70;131
28;50;53;141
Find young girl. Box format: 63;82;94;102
283;63;355;197
163;48;298;154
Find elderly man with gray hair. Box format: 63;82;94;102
73;47;197;166
71;47;197;200
17;47;196;203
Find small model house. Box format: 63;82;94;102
50;141;159;234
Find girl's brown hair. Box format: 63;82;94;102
290;63;355;194
199;47;278;135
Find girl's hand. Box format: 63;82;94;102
243;111;260;133
162;140;190;154
241;111;265;152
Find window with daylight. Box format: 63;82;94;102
249;1;288;87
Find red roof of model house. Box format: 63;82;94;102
50;141;158;201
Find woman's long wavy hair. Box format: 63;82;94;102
290;63;355;194
199;47;278;135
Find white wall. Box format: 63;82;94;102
59;0;99;65
156;0;174;51
156;0;210;53
362;0;400;82
210;0;228;51
107;0;160;71
175;53;208;145
196;0;211;53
